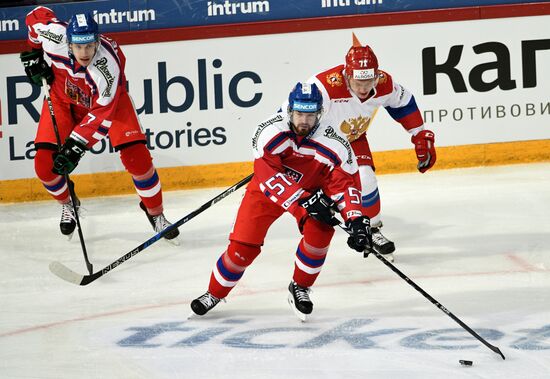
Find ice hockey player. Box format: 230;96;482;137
190;82;372;321
20;7;179;241
304;33;437;261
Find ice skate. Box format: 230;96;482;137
139;202;180;245
59;181;81;240
189;291;223;317
371;222;395;262
59;200;80;240
288;281;313;322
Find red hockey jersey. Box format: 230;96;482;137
251;112;363;222
26;6;128;148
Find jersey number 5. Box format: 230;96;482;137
265;173;293;195
348;187;361;205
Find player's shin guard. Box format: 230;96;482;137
207;241;261;299
292;238;329;288
119;143;163;214
35;149;69;203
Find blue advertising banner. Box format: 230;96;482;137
0;0;547;41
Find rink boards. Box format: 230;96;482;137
0;4;549;201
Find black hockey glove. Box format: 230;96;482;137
53;138;87;175
20;49;54;87
346;216;373;254
299;189;340;226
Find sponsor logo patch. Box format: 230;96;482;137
252;114;283;150
70;34;96;43
38;29;64;44
93;57;115;98
323;125;353;164
352;68;375;80
292;101;319;112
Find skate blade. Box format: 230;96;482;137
382;253;395;262
287;296;308;322
164;236;181;246
187;311;199;320
66;231;74;241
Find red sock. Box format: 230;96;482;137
208;241;261;299
292;238;329;288
34;149;69;203
119;143;163;215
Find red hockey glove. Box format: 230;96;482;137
411;129;436;173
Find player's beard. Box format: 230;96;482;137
293;123;312;136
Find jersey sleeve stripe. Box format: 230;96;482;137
385;95;419;121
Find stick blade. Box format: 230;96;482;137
494;346;506;360
49;261;85;285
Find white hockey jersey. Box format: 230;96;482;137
308;64;425;166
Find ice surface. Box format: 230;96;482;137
1;163;549;378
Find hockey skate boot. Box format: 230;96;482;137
139;202;180;242
288;281;313;321
59;180;80;239
371;222;395;262
60;199;80;238
190;291;222;316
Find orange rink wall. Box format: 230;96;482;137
1;3;549;203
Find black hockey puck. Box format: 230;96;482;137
459;360;473;366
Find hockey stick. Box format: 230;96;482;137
42;77;93;275
49;173;254;285
339;224;506;360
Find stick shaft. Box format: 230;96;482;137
51;173;254;285
42;78;93;274
370;249;505;359
339;224;505;359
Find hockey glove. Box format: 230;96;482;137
299;189;340;226
20;49;54;87
346;216;373;253
53;138;87;175
411;129;436;173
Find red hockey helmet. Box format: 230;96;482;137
344;34;379;80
